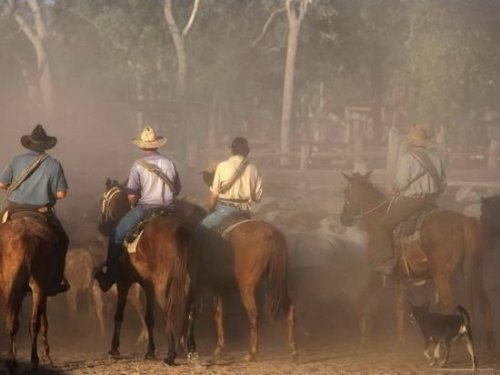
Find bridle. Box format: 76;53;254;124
101;186;121;224
344;184;391;224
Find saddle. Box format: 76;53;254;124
125;207;174;253
216;211;253;238
392;204;437;278
2;204;51;224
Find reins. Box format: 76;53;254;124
352;198;391;222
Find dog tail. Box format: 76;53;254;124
457;304;471;326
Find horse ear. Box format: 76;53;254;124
341;172;352;182
363;170;373;180
105;178;112;189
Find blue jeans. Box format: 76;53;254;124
201;203;241;230
113;206;146;245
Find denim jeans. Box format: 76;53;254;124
112;205;146;245
201;202;241;230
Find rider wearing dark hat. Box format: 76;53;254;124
0;124;70;296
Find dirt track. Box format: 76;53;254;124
5;341;499;375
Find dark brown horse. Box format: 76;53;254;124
98;179;200;365
0;215;57;373
200;176;297;362
340;172;494;350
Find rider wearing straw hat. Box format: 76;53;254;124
0;124;70;296
94;126;181;291
372;123;446;276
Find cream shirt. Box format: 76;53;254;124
210;155;263;210
395;147;446;197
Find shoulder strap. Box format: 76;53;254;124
7;153;49;196
409;149;443;189
219;158;249;194
137;160;176;195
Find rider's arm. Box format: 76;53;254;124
128;193;139;207
207;191;218;212
0;161;13;190
250;166;263;203
56;191;67;200
393;153;412;193
208;164;222;212
0;182;8;191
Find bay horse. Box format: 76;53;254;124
340;172;494;350
0;215;58;373
200;173;297;362
98;178;200;365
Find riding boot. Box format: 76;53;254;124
94;241;122;292
47;222;70;296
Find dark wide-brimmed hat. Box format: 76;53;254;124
21;124;57;152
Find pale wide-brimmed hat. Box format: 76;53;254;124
132;126;166;149
404;123;434;147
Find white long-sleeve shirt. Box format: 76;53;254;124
395;147;446;197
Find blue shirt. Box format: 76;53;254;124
126;151;180;207
0;151;69;206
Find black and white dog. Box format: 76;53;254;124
410;303;477;370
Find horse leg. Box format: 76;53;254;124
142;284;156;360
394;281;407;344
29;287;43;371
129;284;148;345
213;294;225;359
39;296;53;366
240;285;258;362
109;280;130;359
185;293;199;364
283;294;298;361
92;283;107;337
477;276;495;353
4;291;21;372
358;271;383;345
433;273;455;313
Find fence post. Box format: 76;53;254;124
386;125;400;185
300;144;310;171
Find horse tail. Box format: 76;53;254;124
6;234;34;325
266;228;290;321
462;216;483;315
165;224;190;332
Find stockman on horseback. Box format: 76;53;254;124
0;124;70;296
94;126;181;292
201;137;262;229
373;123;446;276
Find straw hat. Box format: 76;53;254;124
132;126;166;149
21;124;57;152
403;123;433;147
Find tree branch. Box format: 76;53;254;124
27;0;46;40
181;0;200;38
67;8;128;52
251;5;286;47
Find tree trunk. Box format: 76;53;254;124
12;0;54;121
280;20;300;166
488;138;499;170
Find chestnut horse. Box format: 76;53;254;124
0;216;57;373
340;172;494;350
98;179;200;365
200;175;297;362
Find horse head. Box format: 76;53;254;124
339;171;374;227
98;178;129;236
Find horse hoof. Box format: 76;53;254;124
213;347;223;360
144;351;155;360
243;353;256;362
108;349;120;359
187;352;200;365
163;356;176;366
290;351;299;364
